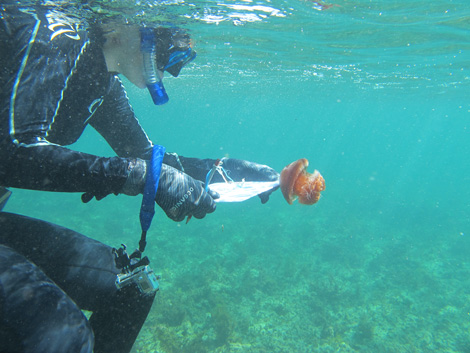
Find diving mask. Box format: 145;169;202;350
164;46;196;77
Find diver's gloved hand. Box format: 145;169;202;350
220;158;280;204
155;164;219;222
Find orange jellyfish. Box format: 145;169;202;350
280;158;325;205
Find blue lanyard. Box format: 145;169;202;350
139;145;165;252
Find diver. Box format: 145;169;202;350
0;5;279;353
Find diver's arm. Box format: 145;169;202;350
163;154;215;181
0;10;139;197
163;154;279;183
89;77;154;160
162;154;279;204
0;142;137;196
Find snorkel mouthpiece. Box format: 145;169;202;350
146;78;169;105
140;28;169;105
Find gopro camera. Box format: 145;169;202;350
116;265;160;295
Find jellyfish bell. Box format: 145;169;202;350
280;158;325;205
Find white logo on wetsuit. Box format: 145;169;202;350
88;98;104;114
83;98;104;125
46;11;81;41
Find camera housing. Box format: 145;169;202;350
116;265;160;295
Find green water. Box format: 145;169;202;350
5;0;470;352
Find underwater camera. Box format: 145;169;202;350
114;246;160;295
116;264;160;295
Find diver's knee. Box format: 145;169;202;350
0;244;95;353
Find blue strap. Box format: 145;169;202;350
140;145;166;232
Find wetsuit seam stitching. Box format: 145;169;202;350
9;13;41;146
46;39;91;140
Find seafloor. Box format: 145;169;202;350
8;180;467;352
126;201;470;353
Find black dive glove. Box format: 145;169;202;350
155;164;219;222
163;154;279;204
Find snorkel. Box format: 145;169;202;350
140;28;169;105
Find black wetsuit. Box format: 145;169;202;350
0;6;156;353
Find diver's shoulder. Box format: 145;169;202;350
1;5;90;47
